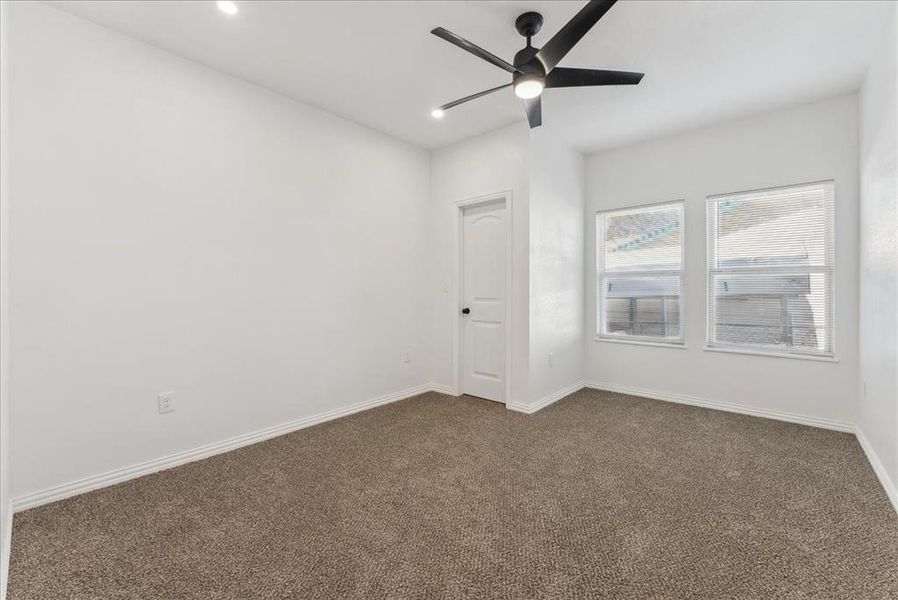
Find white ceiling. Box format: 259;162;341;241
46;0;891;152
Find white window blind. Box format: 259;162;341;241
597;201;684;344
707;181;834;357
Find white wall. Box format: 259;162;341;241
429;123;530;404
0;0;12;595
585;95;860;427
858;5;898;503
528;128;584;404
9;2;432;500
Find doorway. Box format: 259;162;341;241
457;195;510;403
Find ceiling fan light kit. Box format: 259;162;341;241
430;0;644;128
513;76;544;100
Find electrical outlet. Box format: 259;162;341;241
158;391;175;414
403;349;411;364
548;352;554;367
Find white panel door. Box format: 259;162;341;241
461;201;506;402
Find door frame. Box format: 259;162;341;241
452;190;514;405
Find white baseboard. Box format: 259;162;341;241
1;499;10;600
429;383;458;396
856;428;898;514
12;383;439;513
11;380;887;522
583;381;855;433
507;381;585;415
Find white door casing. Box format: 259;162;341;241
460;201;507;402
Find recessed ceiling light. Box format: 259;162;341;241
216;1;238;16
431;108;445;119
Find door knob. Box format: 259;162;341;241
462;307;470;314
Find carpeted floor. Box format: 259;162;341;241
8;389;898;599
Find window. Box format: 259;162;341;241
707;181;834;357
596;201;685;344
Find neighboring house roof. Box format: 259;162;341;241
604;204;824;299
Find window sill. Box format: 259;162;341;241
703;346;839;363
594;337;687;349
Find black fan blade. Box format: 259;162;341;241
437;83;512;112
536;0;617;73
546;67;643;88
524;97;542;129
431;27;517;73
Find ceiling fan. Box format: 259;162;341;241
430;0;643;128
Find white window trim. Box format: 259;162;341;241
704;180;836;360
596;337;689;349
702;345;839;363
596;199;686;347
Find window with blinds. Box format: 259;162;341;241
596;201;684;344
706;181;834;357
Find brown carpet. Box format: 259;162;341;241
8;389;898;599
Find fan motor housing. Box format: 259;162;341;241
513;47;545;82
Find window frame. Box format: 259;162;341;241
704;180;835;359
595;199;686;347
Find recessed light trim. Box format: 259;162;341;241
216;1;238;16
